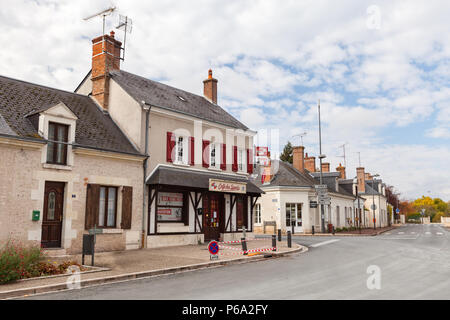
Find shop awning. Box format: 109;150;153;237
146;166;263;195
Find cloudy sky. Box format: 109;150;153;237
1;0;449;200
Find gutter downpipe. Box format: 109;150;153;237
141;101;151;249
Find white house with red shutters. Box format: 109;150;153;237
76;31;263;247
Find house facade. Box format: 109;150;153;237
0;75;145;254
76;32;263;247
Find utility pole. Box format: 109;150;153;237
318;100;326;233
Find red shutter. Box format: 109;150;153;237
166;132;175;163
202;140;210;168
189;137;195;166
247;148;253;174
232;146;238;172
220;143;226;170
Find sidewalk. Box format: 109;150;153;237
298;226;397;237
0;239;305;299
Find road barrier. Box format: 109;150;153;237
218;236;277;256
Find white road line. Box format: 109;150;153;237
309;239;340;248
437;232;443;235
411;232;416;234
425;232;431;235
398;232;405;234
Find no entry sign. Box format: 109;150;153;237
208;241;219;260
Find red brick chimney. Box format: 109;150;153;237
91;31;122;109
356;167;366;193
292;146;305;172
304;153;316;172
203;69;218;104
336;163;346;179
321;162;330;173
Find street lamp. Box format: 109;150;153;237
371;174;380;230
353;176;362;234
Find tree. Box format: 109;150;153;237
280;141;293;164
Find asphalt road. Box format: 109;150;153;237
23;224;450;300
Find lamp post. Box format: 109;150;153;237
371;174;380;230
318;100;326;233
353;176;361;234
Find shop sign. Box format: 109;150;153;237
158;192;183;206
256;147;268;156
209;179;246;194
157;207;183;221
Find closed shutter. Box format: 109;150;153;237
247;149;253;174
189;137;195;166
202;140;210;168
166;132;175;162
220;143;226;170
182;192;189;226
232;146;238;172
85;184;100;230
121;186;133;229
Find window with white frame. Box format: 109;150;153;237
209;143;220;169
174;135;188;164
254;203;261;224
237;148;246;172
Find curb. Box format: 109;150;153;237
0;245;305;300
291;226;397;237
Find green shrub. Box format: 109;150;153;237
0;240;44;284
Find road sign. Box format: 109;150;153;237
315;185;327;190
319;200;331;205
371;204;377;210
208;241;219;260
420;209;425;216
310;201;318;208
396;208;400;214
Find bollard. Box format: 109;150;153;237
312;226;315;235
272;234;277;251
241;237;248;255
242;226;246;239
287;231;292;248
277;229;281;241
332;226;335;235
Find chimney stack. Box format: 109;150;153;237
321;162;330;173
336;163;346;179
91;31;122;109
365;173;372;180
203;69;218;104
304;153;316;172
356;167;366;193
292;146;305;172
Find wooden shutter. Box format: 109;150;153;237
189;137;195;166
121;186;133;229
232;146;238;172
247;149;253;174
166;132;175;163
182;192;189;226
85;184;100;230
202;140;210;168
220;143;226;170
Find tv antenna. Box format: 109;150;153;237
83;7;117;35
355;151;361;167
115;14;133;61
338;143;348;168
292;131;307;146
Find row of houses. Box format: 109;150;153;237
0;31;391;255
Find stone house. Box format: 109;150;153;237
0;75;145;254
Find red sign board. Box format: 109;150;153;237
256;147;268;157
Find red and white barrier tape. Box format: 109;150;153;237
245;247;276;253
219;238;272;244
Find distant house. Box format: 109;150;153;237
75;31;263;247
0;75;145;254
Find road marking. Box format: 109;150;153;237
385;233;391;235
411;232;416;234
437;232;443;235
398;232;405;234
309;239;340;248
425;232;431;235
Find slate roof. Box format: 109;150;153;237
0;75;140;155
146;165;263;194
252;160;317;188
310;172;355;198
109;70;248;130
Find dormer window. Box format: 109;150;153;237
47;122;69;165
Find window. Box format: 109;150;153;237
47;122;69;165
156;192;185;222
210;143;220;169
286;203;302;227
98;186;117;228
238;148;246;172
254;203;261;224
174;136;188;164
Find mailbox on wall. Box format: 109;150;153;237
32;210;40;221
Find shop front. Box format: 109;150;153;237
146;165;263;248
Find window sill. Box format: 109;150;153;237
43;163;72;171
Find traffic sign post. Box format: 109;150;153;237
208;240;219;260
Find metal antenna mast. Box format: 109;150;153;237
356;152;361;167
338;143;348;168
83;7;117;35
292;131;307;146
115;14;133;61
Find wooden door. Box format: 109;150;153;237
203;193;223;241
41;181;65;248
236;195;248;230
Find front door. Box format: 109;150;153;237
41;181;65;248
203;193;224;241
286;203;303;234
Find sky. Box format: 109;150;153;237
0;0;449;200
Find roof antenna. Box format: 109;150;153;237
292;131;307;146
355;151;361;167
338;143;348;168
115;14;133;61
83;7;117;36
